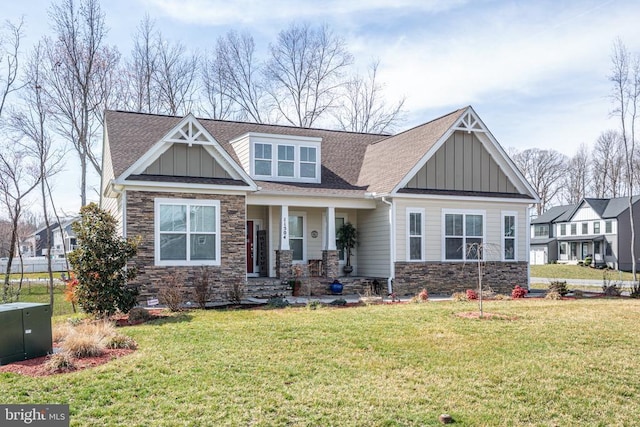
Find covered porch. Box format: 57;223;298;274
557;235;605;265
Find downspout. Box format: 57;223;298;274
526;205;532;291
381;196;395;295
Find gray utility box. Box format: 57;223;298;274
0;302;52;365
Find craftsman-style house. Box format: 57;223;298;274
100;106;538;300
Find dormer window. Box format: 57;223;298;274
233;132;321;183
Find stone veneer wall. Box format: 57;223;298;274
275;250;293;279
322;250;339;278
126;190;246;302
393;261;528;296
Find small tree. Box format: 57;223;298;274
336;222;358;268
68;203;139;317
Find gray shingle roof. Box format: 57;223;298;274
530;205;573;224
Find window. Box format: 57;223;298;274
559;242;567;256
503;213;516;261
605;241;612;256
560;224;566;236
277;145;295;177
254;143;272;176
593;221;600;234
300;147;317;178
571;224;577;235
444;211;484;260
407;209;424;261
155;199;220;266
582;222;588;234
605;221;612;234
289;214;304;261
534;224;549;237
335;217;345;261
594;241;601;255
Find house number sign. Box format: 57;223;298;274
282;217;288;239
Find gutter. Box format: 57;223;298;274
380;196;395;295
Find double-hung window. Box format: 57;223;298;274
155;199;220;266
289;214;305;261
582;222;588;234
300;147;317;178
278;145;295;177
593;221;600;234
254;143;272;176
407;208;424;261
560;224;566;235
502;212;516;261
605;221;612;233
444;211;484;260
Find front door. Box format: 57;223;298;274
582;242;590;259
246;220;264;276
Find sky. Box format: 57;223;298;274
3;0;640;216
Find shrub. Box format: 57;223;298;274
584;256;592;267
306;300;322;310
227;279;245;305
44;352;76;374
194;267;212;309
549;280;569;296
418;288;429;301
573;289;584;298
494;294;511;300
603;284;622;296
511;285;528;299
267;297;290;308
68;203;140;317
62;333;105;358
481;286;496;299
329;298;347;306
105;334;138;350
128;307;152;324
545;290;562;300
451;292;467;302
466;289;478;300
159;274;187;312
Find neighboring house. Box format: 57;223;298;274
529;196;640;270
100;106;539;300
33;218;78;258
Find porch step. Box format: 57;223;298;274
246;281;292;299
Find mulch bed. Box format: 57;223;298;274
0;348;134;378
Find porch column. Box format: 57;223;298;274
326;206;336;250
280;205;290;250
276;205;292;279
323;206;339;278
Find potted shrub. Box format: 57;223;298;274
337;222;358;276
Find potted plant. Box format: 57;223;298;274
337;222;358;276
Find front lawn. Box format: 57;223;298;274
2;299;640;426
530;263;636;281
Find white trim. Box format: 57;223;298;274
390;192;535;204
154;198;221;266
406;208;425;262
247;194;376;209
229;132;322;145
246;218;263;277
501;210;518;262
250;140;321;184
441;209;486;262
526;206;531;289
122;190;127;238
268;206;275;277
118;182;250;195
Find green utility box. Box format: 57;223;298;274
0;302;52;365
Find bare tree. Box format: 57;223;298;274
265;23;353;127
334;60;405;134
511;148;568;214
11;42;66;308
591;130;624;198
0;145;40;302
43;0;119;206
0;18;24;121
205;31;267;122
610;38;640;281
125;14;159;114
154;33;199;116
562;143;590;204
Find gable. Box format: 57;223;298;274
568;202;600;222
404;131;518;194
143;144;232;179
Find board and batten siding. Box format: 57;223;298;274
405;131;518;194
357;201;391;278
143;144;232;178
571;204;599;221
394;198;529;262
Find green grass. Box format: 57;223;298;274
4;282;75;316
2;300;640;426
530;264;636;281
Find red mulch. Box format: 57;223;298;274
455;311;518;320
0;348;134;377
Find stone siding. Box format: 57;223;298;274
322;250;339;279
393;261;528;296
126;190;246;302
275;250;293;279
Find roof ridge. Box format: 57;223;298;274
105;109;390;138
